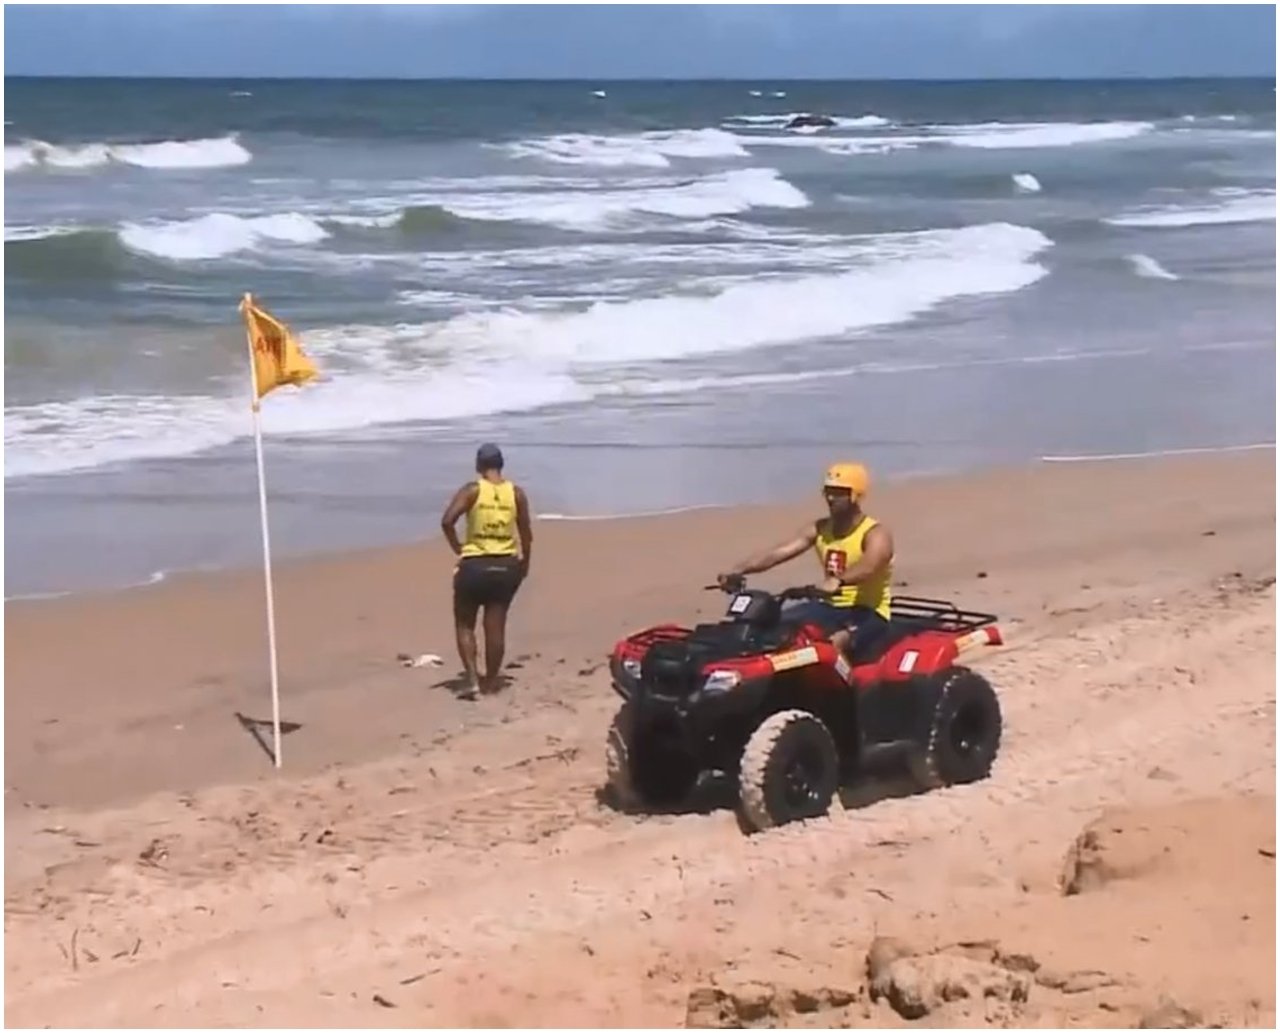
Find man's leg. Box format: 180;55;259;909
479;562;523;694
452;568;483;699
480;601;509;694
836;609;891;663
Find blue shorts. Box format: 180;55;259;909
785;601;889;659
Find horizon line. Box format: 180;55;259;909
5;73;1275;83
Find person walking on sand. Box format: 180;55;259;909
440;443;533;699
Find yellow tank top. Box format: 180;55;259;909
814;515;892;618
460;478;519;558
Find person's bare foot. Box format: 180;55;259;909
458;679;480;701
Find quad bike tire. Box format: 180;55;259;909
738;709;840;833
604;701;699;812
906;666;1003;791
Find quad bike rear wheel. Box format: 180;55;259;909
605;701;699;811
907;666;1002;790
738;709;840;833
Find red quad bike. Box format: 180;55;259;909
605;577;1005;833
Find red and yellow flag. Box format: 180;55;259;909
239;294;319;403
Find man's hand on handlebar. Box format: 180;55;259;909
709;575;834;601
716;572;746;593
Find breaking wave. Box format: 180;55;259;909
734;119;1156;157
6;221;1053;477
119;212;329;261
504;128;747;168
435;167;809;230
4;135;252;173
1105;189;1275;228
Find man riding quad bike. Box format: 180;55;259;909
720;461;895;661
603;462;1005;833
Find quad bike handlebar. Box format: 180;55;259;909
704;576;834;602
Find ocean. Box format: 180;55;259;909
4;77;1276;598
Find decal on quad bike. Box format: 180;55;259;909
833;654;853;682
824;549;847;576
769;645;820;672
898;649;920;674
728;594;753;615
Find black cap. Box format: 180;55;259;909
475;442;504;470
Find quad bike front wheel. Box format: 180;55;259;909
604;701;699;812
738;709;840;833
907;666;1003;790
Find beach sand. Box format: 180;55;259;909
4;450;1276;1027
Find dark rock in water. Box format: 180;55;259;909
785;113;837;130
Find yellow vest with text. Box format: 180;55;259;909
461;478;519;558
814;515;892;618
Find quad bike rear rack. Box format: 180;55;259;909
889;594;999;634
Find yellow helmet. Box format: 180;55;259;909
823;462;869;496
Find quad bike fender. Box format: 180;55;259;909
613;624;690;663
851;626;1003;686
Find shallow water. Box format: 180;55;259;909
4;78;1275;596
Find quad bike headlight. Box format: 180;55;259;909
622;658;642;680
702;669;742;694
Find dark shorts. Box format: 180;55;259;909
454;555;524;609
785;601;890;660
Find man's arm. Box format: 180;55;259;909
440;482;479;556
832;523;895;587
514;485;533;574
726;522;819;579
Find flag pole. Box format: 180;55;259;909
241;292;284;769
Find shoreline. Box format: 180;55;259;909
6;440;1273;605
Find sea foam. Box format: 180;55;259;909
6;221;1054;477
119;212;329;261
4;135;252;173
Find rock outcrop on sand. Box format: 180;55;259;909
686;793;1275;1028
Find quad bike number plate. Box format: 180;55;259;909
769;646;819;672
729;594;753;615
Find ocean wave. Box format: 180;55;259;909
436;167;809;230
934;120;1154;149
1104;189;1275;228
5;221;1052;478
330;204;493;236
735;119;1155;157
304;168;809;234
4;135;251;173
3;224;84;243
3;368;594;479
5;228;131;281
1126;254;1180;280
16;342;1162;483
119;212;329;261
504;128;747;168
422;222;1051;365
1012;172;1042;193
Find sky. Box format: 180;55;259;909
4;4;1276;80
